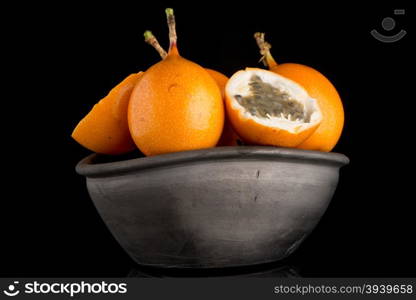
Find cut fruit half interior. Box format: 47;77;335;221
225;68;322;147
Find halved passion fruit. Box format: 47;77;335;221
225;68;322;147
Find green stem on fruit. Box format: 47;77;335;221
254;32;277;68
144;30;167;59
165;8;178;53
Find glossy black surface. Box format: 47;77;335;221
126;261;300;278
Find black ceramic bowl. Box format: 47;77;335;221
76;146;349;268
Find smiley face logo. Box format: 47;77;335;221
371;9;407;43
3;281;20;297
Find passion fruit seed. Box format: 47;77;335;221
235;75;309;122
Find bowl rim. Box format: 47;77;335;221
76;146;349;177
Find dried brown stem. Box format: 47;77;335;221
254;32;277;68
165;8;177;49
144;30;167;59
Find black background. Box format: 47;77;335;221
2;2;414;277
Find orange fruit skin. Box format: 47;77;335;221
205;68;240;146
205;68;228;96
128;55;224;156
72;72;142;155
270;63;344;152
